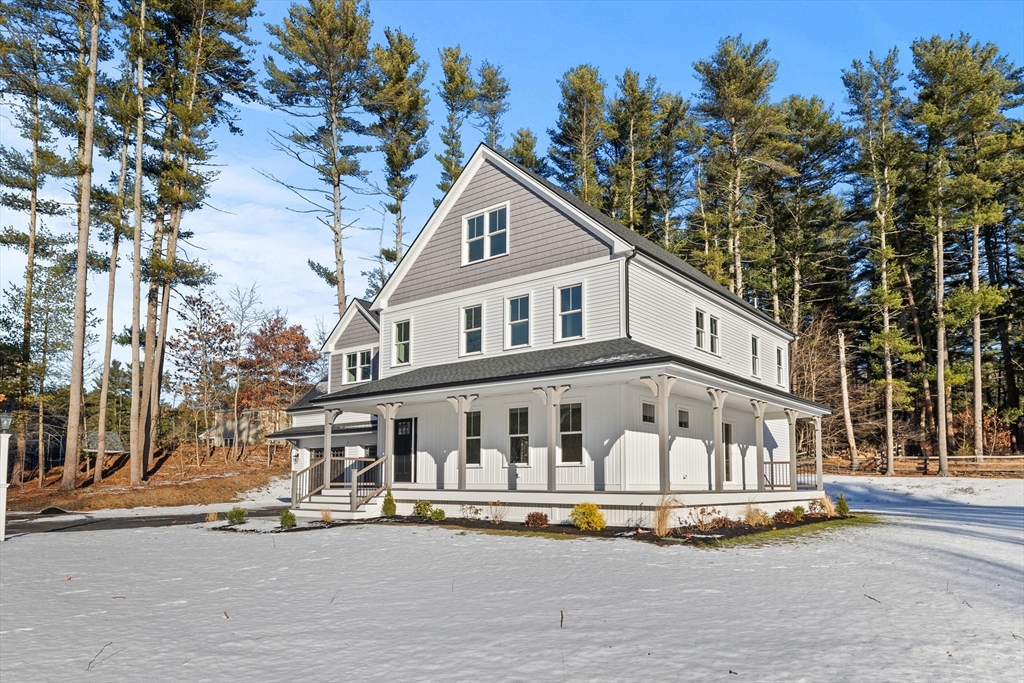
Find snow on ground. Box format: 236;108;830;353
1;477;1022;683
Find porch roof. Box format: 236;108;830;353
266;422;376;441
311;338;831;414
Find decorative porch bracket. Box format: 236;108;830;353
750;400;767;492
814;415;823;491
784;408;800;492
376;402;402;487
446;395;479;491
641;375;677;492
534;385;571;492
322;409;341;491
707;388;728;491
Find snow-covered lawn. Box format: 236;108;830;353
1;477;1021;682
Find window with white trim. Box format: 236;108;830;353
464;205;507;263
394;321;410;365
559;403;583;463
463;305;482;354
710;315;720;354
466;411;481;465
345;349;373;383
508;407;529;465
678;409;690;429
695;310;705;349
723;422;733;481
508;295;530;347
751;336;760;377
558;284;583;339
641;402;656;424
776;346;784;385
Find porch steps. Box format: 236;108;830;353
295;488;384;520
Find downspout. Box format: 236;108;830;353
623;248;637;339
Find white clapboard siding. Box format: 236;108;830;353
380;260;621;377
290;410;373;428
628;260;790;391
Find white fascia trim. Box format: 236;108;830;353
321;303;380;353
374;145;632;310
635;255;797;342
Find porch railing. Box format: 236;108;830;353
795;457;818;490
325;455;391;512
291;457;325;507
764;459;791;489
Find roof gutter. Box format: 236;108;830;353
623;247;637;339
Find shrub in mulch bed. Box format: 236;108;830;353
637;513;857;546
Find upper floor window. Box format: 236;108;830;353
559;284;583;340
509;407;529;465
696;310;719;353
776;346;784;385
508;295;530;347
463;305;482;354
466;411;481;465
751;336;760;377
464;204;508;264
345;349;373;383
394;321;410;365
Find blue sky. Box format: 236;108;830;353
2;0;1022;373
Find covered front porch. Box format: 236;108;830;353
291;359;830;520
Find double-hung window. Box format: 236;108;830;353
776;347;784;385
346;350;373;382
394;321;410;365
466;411;481;465
709;315;720;354
695;310;706;350
678;409;690;429
465;205;508;263
642;403;656;424
558;284;583;339
508;407;529;465
559;403;583;463
463;305;482;354
723;423;733;482
508;295;530;347
751;336;760;376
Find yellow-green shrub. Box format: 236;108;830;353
569;502;606;531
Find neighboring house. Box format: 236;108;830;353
273;145;831;523
202;410;262;447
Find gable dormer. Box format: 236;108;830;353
323;299;380;393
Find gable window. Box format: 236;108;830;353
463;305;482;354
394;321;410;365
776;346;784;385
509;407;529;465
559;284;583;339
642;402;656;424
464;204;508;263
559;403;583;463
466;411;481;465
695;310;705;349
678;409;690;429
345;350;373;383
751;336;760;377
508;295;530;347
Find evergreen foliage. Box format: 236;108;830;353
434;45;477;200
381;489;396;517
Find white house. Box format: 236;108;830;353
269;145;831;525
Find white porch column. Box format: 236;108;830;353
376;403;402;487
784;408;799;492
446;395;478;491
641;375;677;492
322;409;340;491
814;415;823;491
534;385;570;493
707;388;728;492
750;400;767;492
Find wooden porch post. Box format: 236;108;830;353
641;375;677;493
751;400;767;492
446;395;478;491
814;415;823;491
784;408;799;491
322;409;339;491
376;403;402;487
707;388;728;492
534;385;570;493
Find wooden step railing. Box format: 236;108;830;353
291;457;325;507
293;454;390;512
350;455;390;512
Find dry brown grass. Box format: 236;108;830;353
742;501;771;527
320;509;333;523
653;493;680;536
819;493;837;518
205;511;219;522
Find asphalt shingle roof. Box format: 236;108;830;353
312;337;829;413
286;380;329;412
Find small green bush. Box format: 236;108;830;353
772;509;797;525
569;502;606;531
226;506;248;525
524;511;549;527
381;489;396;517
412;500;433;517
429;508;446;521
792;505;805;521
836;492;850;516
279;509;297;529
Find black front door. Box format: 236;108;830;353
394;418;415;483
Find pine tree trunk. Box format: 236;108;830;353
935;217;949;476
330;107;348;320
839;329;858;470
62;1;102;491
971;221;984;463
791;253;801;336
897;253;935;455
129;0;147;487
